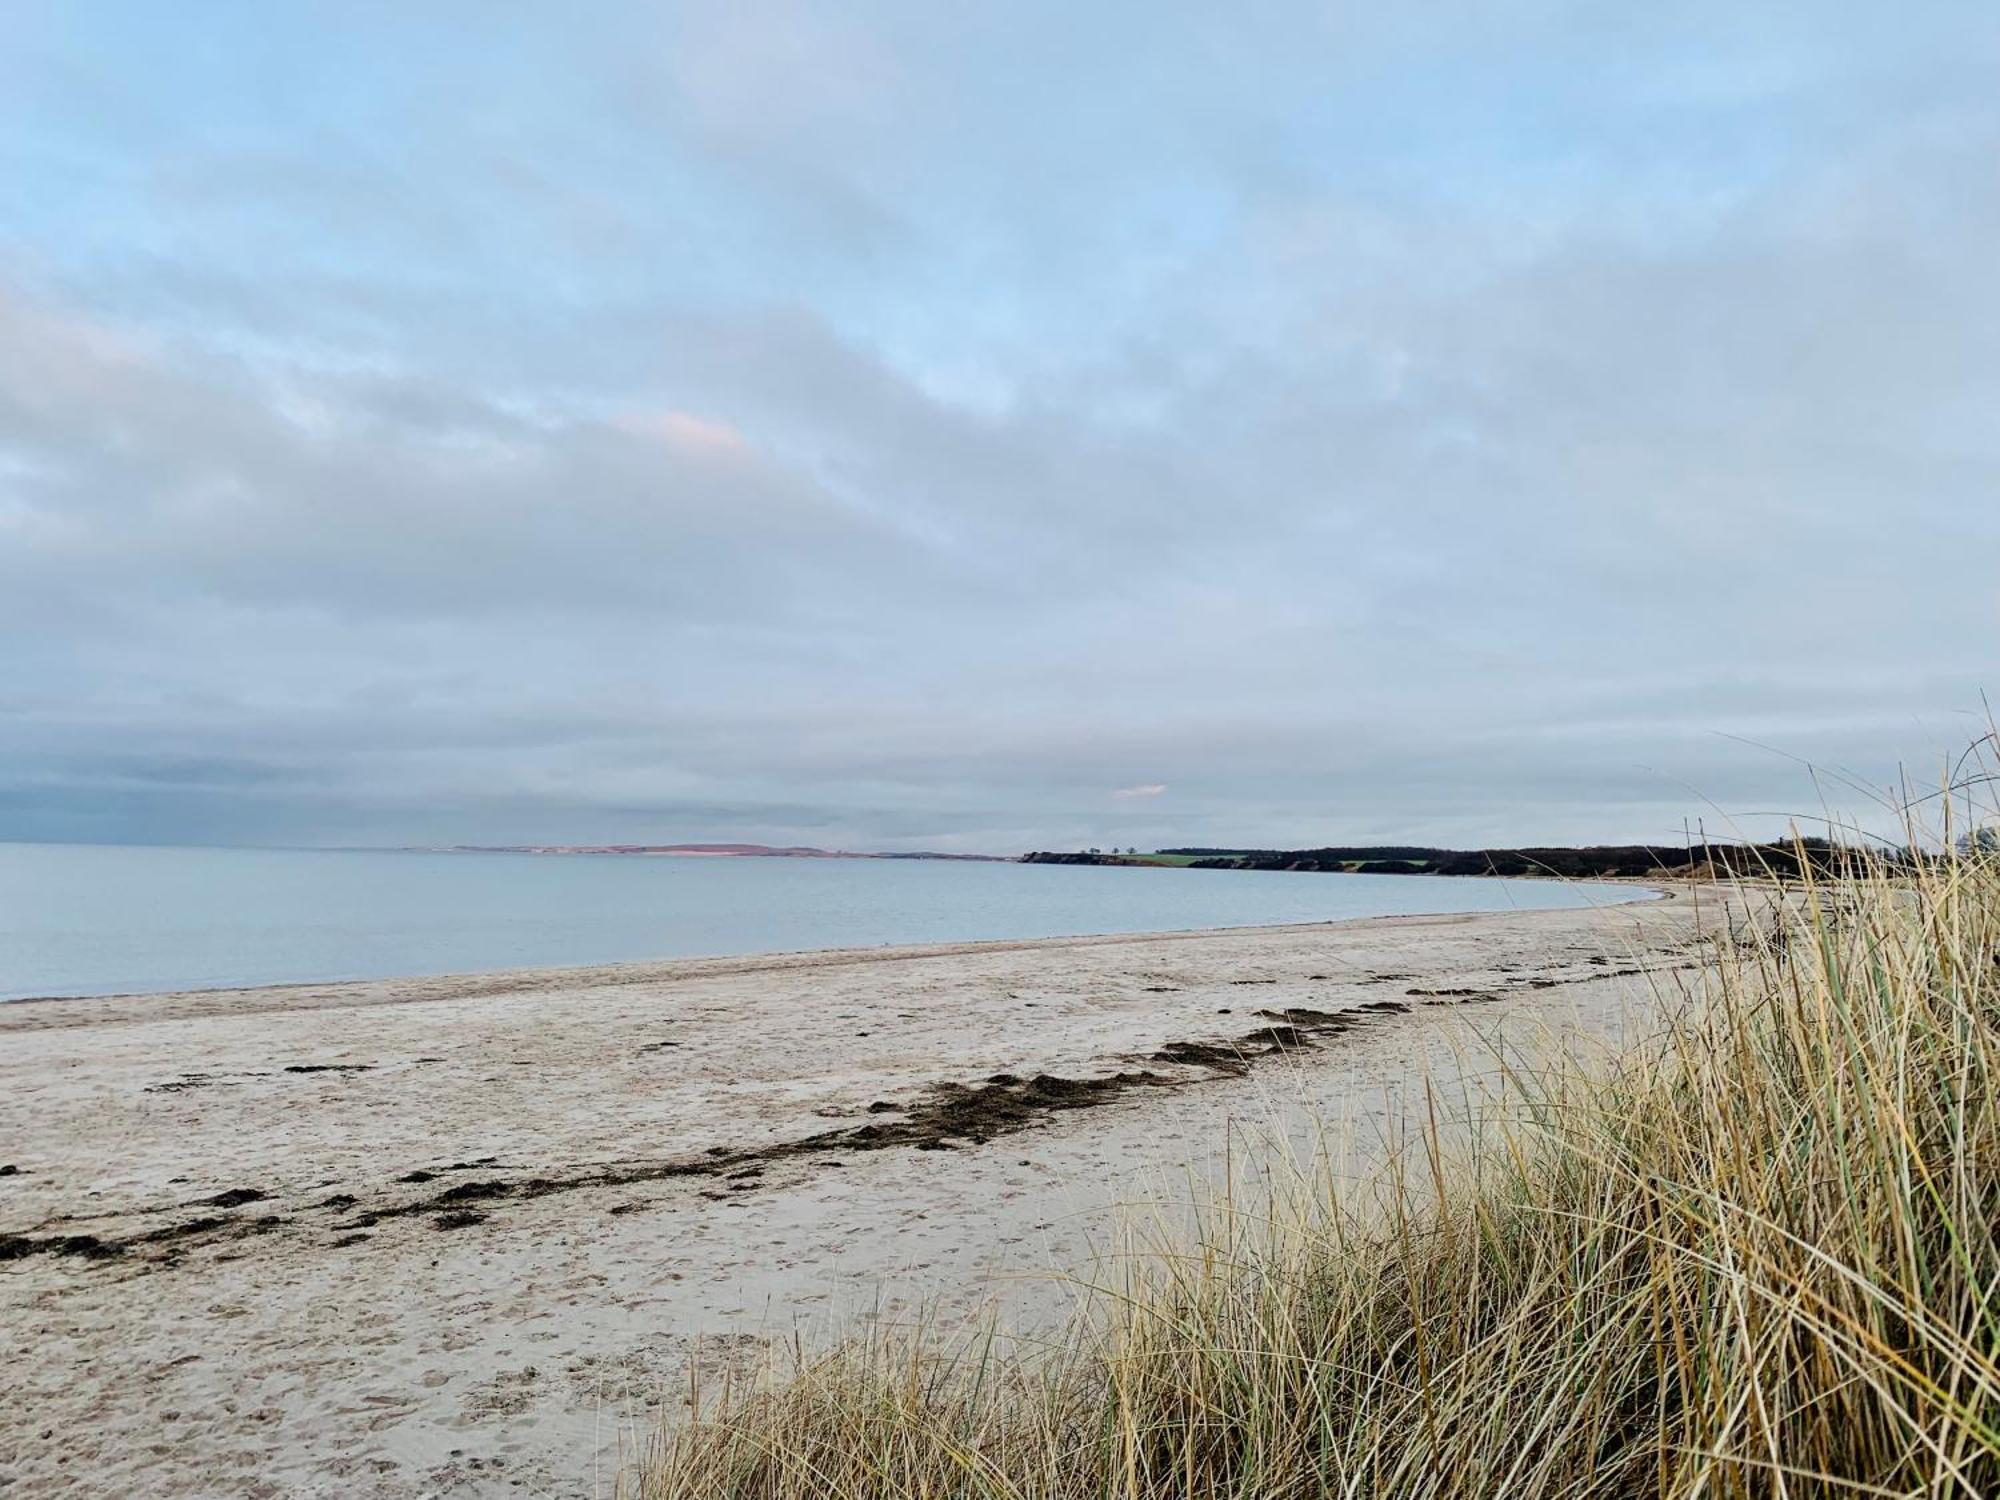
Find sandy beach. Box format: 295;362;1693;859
0;890;1737;1498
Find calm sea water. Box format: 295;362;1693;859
0;843;1650;1001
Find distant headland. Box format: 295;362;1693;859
1023;838;1876;880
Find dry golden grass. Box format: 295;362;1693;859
640;810;2000;1498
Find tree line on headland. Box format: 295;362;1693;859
1022;837;1885;879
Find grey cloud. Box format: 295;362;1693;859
1;2;1995;850
0;291;941;626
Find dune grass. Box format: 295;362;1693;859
640;828;2000;1498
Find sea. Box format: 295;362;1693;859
0;842;1650;1001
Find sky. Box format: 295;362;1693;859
1;2;1996;854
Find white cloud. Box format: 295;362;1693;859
1112;784;1169;800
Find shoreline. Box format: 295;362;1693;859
2;889;1719;1499
0;883;1670;1018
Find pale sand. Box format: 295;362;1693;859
0;890;1741;1498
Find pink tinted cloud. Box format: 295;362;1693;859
617;409;749;457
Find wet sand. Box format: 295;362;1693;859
0;889;1737;1498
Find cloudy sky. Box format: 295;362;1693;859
2;2;1995;853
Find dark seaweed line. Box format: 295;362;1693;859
0;988;1525;1265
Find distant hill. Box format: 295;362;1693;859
447;843;1012;861
451;842;838;856
1025;839;1879;879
